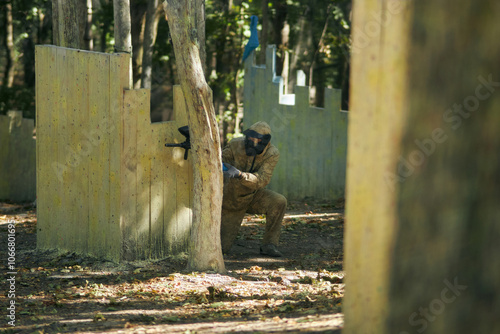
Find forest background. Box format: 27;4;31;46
0;0;351;145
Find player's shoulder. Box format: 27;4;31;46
265;143;279;157
228;136;246;148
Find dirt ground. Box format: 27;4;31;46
0;200;344;334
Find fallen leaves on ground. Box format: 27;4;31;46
0;201;344;333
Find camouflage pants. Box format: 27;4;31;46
221;189;287;253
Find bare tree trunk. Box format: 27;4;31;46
131;2;147;88
163;0;225;273
22;36;35;88
113;0;132;54
288;7;310;92
52;0;81;48
113;0;132;86
84;0;93;50
141;0;160;89
281;21;290;93
97;0;111;52
387;1;500;333
195;0;206;76
3;0;15;88
344;1;500;333
309;10;329;86
271;0;287;76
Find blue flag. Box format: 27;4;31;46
242;15;259;62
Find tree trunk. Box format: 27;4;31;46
52;0;81;49
131;1;147;88
288;7;310;93
84;0;93;50
309;10;330;107
387;1;500;333
141;0;160;89
22;36;35;88
97;0;111;52
113;0;132;53
195;0;206;76
344;0;500;333
271;0;287;76
281;22;290;93
213;0;234;145
3;0;14;88
163;0;225;273
113;0;132;86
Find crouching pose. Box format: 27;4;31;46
221;121;287;257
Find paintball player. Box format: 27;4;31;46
221;121;287;257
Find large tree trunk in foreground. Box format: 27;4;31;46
163;0;225;273
387;1;500;333
344;0;500;333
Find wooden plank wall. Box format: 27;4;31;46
0;112;36;202
35;45;192;261
243;46;347;201
121;87;192;260
36;46;126;260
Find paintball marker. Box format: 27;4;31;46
165;125;191;160
165;126;229;172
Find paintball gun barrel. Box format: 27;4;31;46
165;125;191;160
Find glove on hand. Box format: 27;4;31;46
223;163;242;179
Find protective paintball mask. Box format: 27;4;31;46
243;129;271;156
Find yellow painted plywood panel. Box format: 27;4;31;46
35;46;54;249
163;128;178;250
135;88;152;259
150;120;168;258
70;50;91;251
172;86;193;250
121;89;139;260
60;48;76;250
108;53;131;259
0;116;11;199
53;47;67;247
87;52;111;257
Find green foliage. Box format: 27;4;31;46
0;85;36;119
0;0;352;126
92;0;115;52
0;0;51;118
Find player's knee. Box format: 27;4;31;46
276;193;287;210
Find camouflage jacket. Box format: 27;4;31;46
221;136;279;211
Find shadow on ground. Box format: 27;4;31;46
0;200;344;333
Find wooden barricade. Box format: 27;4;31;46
0;111;36;202
35;45;192;261
243;46;348;201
